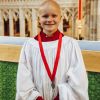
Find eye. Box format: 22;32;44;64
52;14;57;18
42;14;49;18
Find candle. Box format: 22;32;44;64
78;0;82;20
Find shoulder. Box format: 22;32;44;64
26;37;38;44
63;36;78;46
22;37;38;49
62;36;80;53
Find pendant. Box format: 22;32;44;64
51;81;55;89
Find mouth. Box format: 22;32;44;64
45;24;55;25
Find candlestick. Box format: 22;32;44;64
78;0;82;20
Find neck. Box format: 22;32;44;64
43;29;57;37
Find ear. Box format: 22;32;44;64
37;16;40;23
38;16;40;21
60;16;62;20
37;16;42;29
59;16;62;22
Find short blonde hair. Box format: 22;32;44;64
38;0;61;15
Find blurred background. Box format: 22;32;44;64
0;0;100;40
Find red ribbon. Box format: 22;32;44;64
38;33;62;81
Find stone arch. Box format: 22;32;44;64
24;9;32;37
2;9;9;36
12;9;20;36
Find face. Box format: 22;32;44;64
39;4;61;36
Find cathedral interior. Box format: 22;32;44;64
0;0;100;100
0;0;100;40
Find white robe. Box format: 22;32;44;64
16;36;89;100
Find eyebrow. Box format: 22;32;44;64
41;14;58;18
42;13;58;16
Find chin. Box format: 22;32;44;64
45;28;57;32
47;29;56;33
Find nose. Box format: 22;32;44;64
47;16;53;23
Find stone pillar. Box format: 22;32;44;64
0;10;4;36
93;0;97;40
75;19;83;39
58;18;63;33
28;18;32;37
32;9;38;37
97;0;100;40
58;10;63;33
89;0;93;40
72;14;75;37
19;8;25;37
90;0;97;40
9;10;14;36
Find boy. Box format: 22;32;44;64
16;0;89;100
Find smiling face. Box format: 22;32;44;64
38;0;61;36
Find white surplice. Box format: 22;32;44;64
16;36;89;100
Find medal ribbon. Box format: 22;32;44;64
38;33;62;81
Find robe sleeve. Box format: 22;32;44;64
16;42;42;100
58;39;89;100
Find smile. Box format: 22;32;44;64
45;24;55;25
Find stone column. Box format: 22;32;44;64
9;10;14;36
93;0;97;40
28;18;32;37
19;8;25;37
90;0;94;40
32;9;38;37
0;10;4;36
72;14;75;37
92;0;97;40
58;19;63;33
97;0;100;40
58;9;63;33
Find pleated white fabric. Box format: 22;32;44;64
16;36;89;100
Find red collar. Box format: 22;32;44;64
34;30;64;42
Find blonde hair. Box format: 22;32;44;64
38;0;61;15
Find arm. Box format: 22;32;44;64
16;42;43;100
58;39;89;100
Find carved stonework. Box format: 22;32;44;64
0;0;78;37
0;0;99;40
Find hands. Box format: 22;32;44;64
36;96;44;100
36;93;59;100
54;93;59;100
